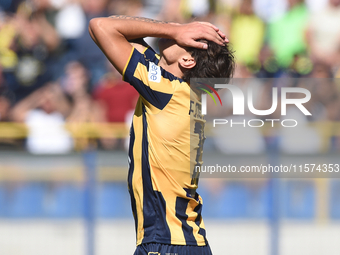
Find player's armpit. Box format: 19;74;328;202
129;38;149;54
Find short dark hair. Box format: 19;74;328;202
182;40;235;83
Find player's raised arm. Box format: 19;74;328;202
88;15;227;74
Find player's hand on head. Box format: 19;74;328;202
197;21;229;43
172;21;228;49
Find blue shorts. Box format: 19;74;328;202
133;242;213;255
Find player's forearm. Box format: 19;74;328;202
91;15;176;42
109;15;168;25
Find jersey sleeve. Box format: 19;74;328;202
122;47;175;110
144;46;160;63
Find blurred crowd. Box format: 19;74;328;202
0;0;340;153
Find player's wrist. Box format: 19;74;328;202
166;23;183;41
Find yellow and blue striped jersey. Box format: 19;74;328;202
123;46;206;246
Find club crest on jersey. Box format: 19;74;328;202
148;62;161;83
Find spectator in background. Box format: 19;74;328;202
54;0;87;42
0;93;10;122
60;61;105;150
306;0;340;67
215;0;242;14
0;81;12;122
73;0;110;88
10;84;74;154
310;63;340;122
139;0;164;18
0;67;20;148
23;0;77;82
157;0;184;23
229;0;265;66
253;0;287;22
4;3;60;101
93;62;139;150
108;0;143;17
310;62;333;79
0;0;22;13
255;44;282;78
0;13;18;74
52;0;87;79
0;65;12;120
61;61;102;122
185;0;210;18
267;0;309;68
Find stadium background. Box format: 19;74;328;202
0;0;340;254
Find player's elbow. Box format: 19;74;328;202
89;18;103;39
89;17;120;42
89;17;103;29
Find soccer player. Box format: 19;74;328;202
89;16;235;255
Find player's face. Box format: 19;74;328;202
158;38;189;65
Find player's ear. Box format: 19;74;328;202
179;55;196;69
